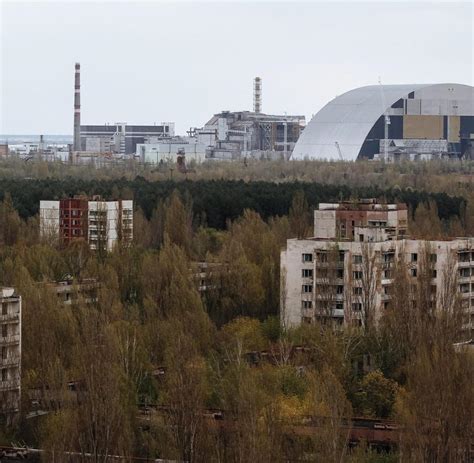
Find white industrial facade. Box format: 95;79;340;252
292;83;474;161
136;138;206;164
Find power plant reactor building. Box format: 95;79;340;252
291;83;474;161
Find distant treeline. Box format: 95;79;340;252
0;177;465;229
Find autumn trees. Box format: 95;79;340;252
0;181;473;461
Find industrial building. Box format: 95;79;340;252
197;110;305;160
80;122;175;156
136;136;206;164
0;287;21;425
72;63;175;157
292;83;474;161
177;77;305;161
40;197;133;251
281;200;474;333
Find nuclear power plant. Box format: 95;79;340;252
4;63;473;164
72;64;305;163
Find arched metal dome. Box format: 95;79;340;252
291;83;474;161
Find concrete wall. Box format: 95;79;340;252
39;200;60;240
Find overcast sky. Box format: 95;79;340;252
1;0;472;135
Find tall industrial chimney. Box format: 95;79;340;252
253;77;262;114
73;62;81;151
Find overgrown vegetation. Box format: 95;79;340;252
0;160;473;461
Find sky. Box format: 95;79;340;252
1;0;473;135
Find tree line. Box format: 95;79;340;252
0;177;468;230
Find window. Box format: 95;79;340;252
353;254;362;264
302;253;313;263
352;302;362;311
1;347;6;359
353;271;363;280
384;269;392;279
337;269;344;279
1;369;7;382
302;300;313;309
336;285;344;294
430;254;437;263
302;285;313;293
353;287;362;296
2;324;7;338
459;268;470;278
1;302;7;315
410;268;417;277
460;283;470;293
302;269;313;278
432;270;437;278
411;253;418;262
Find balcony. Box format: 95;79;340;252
0;355;21;367
302;307;314;318
0;312;20;322
332;308;345;318
457;260;472;268
0;379;20;391
0;334;20;345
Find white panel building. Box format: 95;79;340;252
0;287;21;425
281;201;474;334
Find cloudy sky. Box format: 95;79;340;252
1;0;472;135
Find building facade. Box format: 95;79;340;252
40;197;133;251
190;111;305;160
281;201;474;333
0;288;21;425
136;136;206;164
80;123;175;156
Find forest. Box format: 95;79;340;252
0;159;473;462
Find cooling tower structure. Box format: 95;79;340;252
254;77;262;114
73;63;81;151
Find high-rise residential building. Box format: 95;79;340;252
281;200;474;333
0;287;21;425
39;197;133;251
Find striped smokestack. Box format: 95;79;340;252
73;62;81;151
253;77;261;114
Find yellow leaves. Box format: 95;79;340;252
275;394;306;422
220;317;267;353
